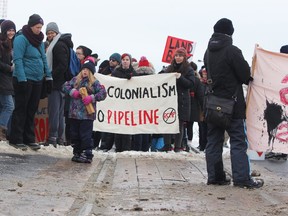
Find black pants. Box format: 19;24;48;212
10;79;42;144
132;134;150;152
205;119;251;183
70;119;93;155
115;134;131;152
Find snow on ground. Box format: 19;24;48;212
0;124;231;161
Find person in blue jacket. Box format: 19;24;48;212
9;14;53;151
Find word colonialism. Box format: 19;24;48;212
107;83;176;100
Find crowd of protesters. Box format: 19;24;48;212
2;13;288;189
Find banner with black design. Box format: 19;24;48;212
94;73;179;134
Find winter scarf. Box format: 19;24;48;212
46;33;61;71
22;25;44;47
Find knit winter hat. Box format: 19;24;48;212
28;14;44;27
46;22;59;34
213;18;234;36
138;56;149;67
109;53;121;64
81;60;96;74
1;20;16;34
174;47;187;58
280;45;288;54
78;45;92;57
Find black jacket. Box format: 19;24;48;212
190;75;205;122
204;33;251;119
112;65;137;79
52;33;73;90
0;36;13;95
166;62;195;122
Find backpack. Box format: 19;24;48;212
65;48;81;81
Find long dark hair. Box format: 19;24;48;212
0;32;13;53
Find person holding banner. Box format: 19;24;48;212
111;53;137;152
132;56;155;151
63;60;107;163
203;18;264;188
162;47;195;152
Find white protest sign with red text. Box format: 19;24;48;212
94;73;179;135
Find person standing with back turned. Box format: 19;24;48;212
203;18;264;188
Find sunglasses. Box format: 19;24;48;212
110;59;117;62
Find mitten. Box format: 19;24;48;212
126;73;132;80
175;73;181;79
45;77;53;94
71;89;80;99
82;95;93;105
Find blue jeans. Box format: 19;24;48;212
0;94;14;128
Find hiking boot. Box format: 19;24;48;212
159;145;173;152
9;143;28;151
46;137;57;148
71;154;80;162
57;138;65;146
71;149;93;163
207;176;231;186
26;143;41;151
234;178;264;189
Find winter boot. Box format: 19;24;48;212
0;126;7;141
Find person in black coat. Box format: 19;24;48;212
111;53;137;152
45;22;73;147
0;20;16;141
163;47;195;152
203;18;263;188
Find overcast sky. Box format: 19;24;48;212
6;0;288;72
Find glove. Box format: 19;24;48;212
45;78;53;94
248;76;254;82
82;95;93;105
175;73;181;79
126;73;132;80
71;89;80;99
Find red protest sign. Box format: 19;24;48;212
162;36;195;64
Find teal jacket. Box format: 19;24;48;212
13;33;51;82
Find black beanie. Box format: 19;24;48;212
214;18;234;36
78;45;92;57
81;60;96;74
28;14;44;27
280;45;288;54
1;20;16;34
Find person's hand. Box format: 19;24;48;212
175;73;181;79
45;78;53;94
10;63;15;72
82;95;93;105
71;89;80;99
126;73;132;80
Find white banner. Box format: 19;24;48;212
93;73;179;134
246;45;288;154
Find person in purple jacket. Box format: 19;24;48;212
63;60;107;163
